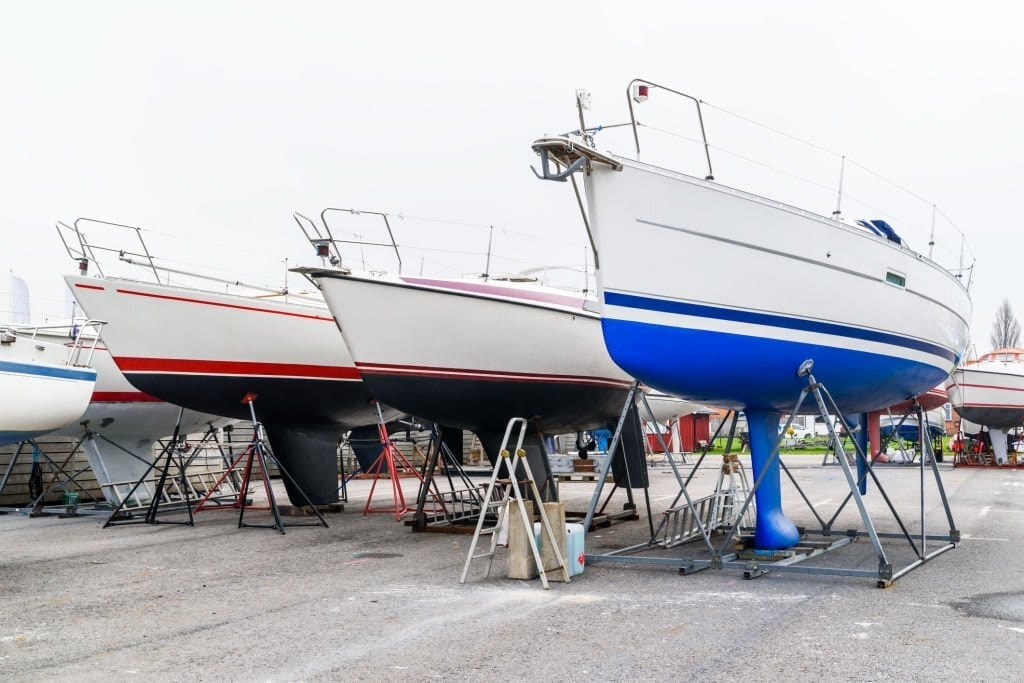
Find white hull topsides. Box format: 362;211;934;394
65;275;352;377
0;330;96;445
318;273;627;384
534;136;971;414
946;351;1024;429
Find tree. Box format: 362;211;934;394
990;299;1021;350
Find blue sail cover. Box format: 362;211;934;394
856;219;902;245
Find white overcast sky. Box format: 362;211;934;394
1;1;1020;354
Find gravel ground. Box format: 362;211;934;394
1;459;1022;681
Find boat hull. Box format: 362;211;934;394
946;366;1024;429
585;157;970;413
546;137;970;549
0;336;96;447
308;271;634;454
64;275;395;504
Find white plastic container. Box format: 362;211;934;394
534;522;586;576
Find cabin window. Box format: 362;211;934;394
885;271;906;287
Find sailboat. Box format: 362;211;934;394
946;348;1024;464
64;273;402;505
532;81;972;548
300;268;635;464
0;324;97;447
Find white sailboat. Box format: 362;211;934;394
301;268;635;460
946;348;1024;464
59;218;399;505
532;81;972;548
0;324;97;447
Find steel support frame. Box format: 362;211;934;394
0;436;107;516
410;425;485;531
204;398;329;534
585;363;960;587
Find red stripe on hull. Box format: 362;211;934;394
356;361;630;388
74;283;106;291
113;287;334;322
115;357;362;381
91;391;164;403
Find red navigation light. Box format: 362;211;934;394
312;239;331;258
240;392;259;404
633;84;649;103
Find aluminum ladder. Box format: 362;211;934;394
459;417;570;589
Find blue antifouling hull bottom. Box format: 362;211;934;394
601;318;950;415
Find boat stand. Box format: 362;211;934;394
103;407;202;527
587;361;960;587
951;426;1024;468
190;396;328;534
0;437;104;516
408;425;488;533
578;382;674;534
361;403;440;520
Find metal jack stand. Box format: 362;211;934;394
192;395;329;534
362;403;433;520
578;381;650;532
103;408;197;527
588;360;960;587
0;438;102;517
409;425;486;532
590;402;748;565
98;420;241;525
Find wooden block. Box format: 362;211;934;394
507;500;537;580
539;501;568;582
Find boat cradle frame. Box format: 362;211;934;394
584;361;960;588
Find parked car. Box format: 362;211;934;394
779;423;812;441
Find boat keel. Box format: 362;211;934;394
265;425;342;506
747;410;800;549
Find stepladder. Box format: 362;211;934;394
711;452;754;531
459;417;570;589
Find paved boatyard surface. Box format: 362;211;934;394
2;458;1022;681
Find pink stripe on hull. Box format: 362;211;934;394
400;276;587;310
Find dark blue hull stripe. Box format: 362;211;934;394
0;359;96;382
604;291;958;364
